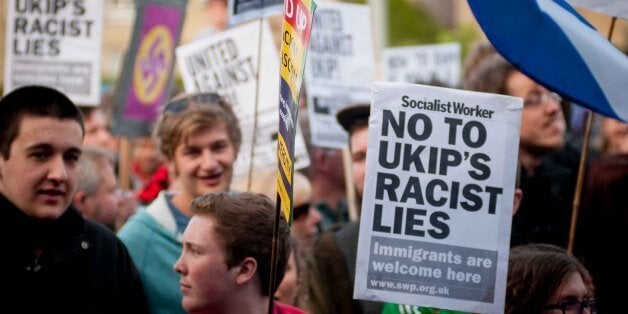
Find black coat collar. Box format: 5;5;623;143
0;193;85;248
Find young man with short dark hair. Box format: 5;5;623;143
0;85;147;312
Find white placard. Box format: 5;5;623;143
228;0;284;27
383;43;461;88
4;0;104;105
354;82;522;313
176;19;310;179
304;1;375;149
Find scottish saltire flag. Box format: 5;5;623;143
468;0;628;122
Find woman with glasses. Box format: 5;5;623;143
506;243;596;314
118;93;242;314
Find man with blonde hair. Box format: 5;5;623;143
119;92;241;313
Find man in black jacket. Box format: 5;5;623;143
0;85;148;312
463;43;578;248
302;103;384;314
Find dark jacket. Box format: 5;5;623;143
1;194;148;313
510;146;579;248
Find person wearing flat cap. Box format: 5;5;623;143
301;103;384;314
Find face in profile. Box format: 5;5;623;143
83;109;115;150
350;126;369;200
171;124;236;204
0;116;83;219
133;137;164;177
291;205;321;249
82;161;120;230
601;117;628;155
506;71;566;156
274;250;299;305
174;215;237;313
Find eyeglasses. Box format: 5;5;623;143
163;93;225;115
292;203;311;221
524;88;561;107
542;299;597;314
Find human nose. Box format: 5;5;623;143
200;150;219;169
100;127;112;140
310;207;322;224
174;255;185;275
48;155;68;183
542;91;562;112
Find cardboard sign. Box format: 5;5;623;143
228;0;284;26
304;1;374;149
383;43;461;88
4;0;104;104
276;0;316;223
177;19;310;182
354;82;522;313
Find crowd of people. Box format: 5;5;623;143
1;4;625;312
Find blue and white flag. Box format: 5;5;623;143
468;0;628;122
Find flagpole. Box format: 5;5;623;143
567;16;617;254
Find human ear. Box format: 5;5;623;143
235;257;257;285
512;188;523;215
73;191;93;215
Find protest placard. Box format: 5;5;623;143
354;82;522;313
383;43;461;88
228;0;284;26
176;19;309;181
4;0;104;104
276;0;316;223
111;0;187;137
304;1;374;149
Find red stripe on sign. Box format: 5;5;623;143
284;0;314;45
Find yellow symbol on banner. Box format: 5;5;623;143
276;171;292;224
277;134;294;181
280;22;305;103
133;25;173;105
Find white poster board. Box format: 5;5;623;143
383;43;461;88
228;0;284;27
354;82;522;313
176;19;309;179
304;1;374;149
4;1;104;105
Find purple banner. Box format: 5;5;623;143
124;4;182;121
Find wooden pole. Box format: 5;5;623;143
248;17;265;192
118;137;133;191
567;16;617;254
